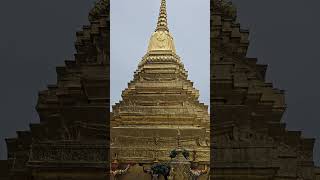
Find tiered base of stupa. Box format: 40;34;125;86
110;126;210;179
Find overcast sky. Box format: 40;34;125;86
110;0;210;109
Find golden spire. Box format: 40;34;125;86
147;0;176;54
156;0;169;32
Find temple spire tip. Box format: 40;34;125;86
147;0;176;53
156;0;169;31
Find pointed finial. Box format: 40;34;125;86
156;0;169;31
147;0;176;53
177;128;181;149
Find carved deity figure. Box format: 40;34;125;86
189;164;208;180
110;159;130;180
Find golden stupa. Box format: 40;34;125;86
110;0;210;179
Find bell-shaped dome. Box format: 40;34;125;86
147;30;176;53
